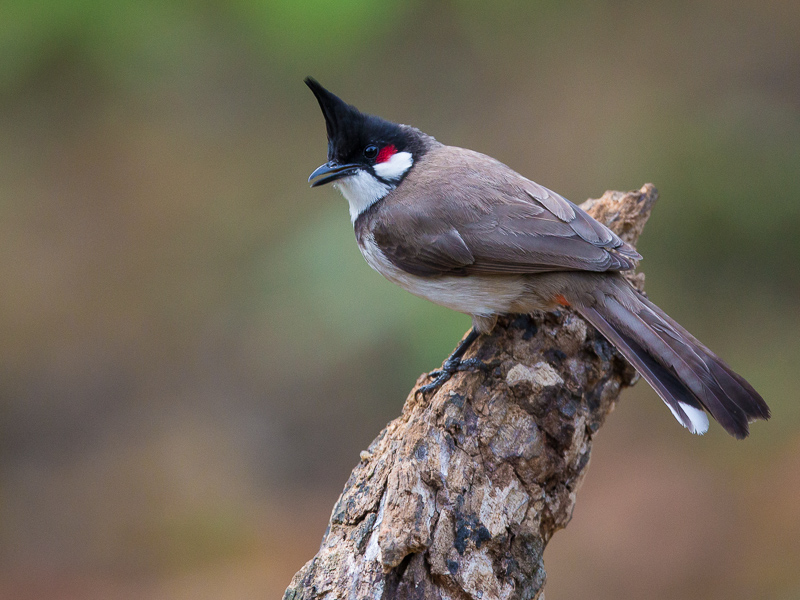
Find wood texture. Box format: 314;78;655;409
284;184;658;600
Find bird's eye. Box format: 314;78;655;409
364;145;379;160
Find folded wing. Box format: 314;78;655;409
369;148;640;277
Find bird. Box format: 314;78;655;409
304;77;770;439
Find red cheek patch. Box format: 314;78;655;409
376;144;397;163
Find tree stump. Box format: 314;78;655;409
284;185;658;600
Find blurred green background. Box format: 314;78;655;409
1;1;799;598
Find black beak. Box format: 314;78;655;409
308;161;360;187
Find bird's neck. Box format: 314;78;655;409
336;171;394;223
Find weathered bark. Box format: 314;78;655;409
284;185;658;600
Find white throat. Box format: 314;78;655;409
335;151;413;222
336;171;391;222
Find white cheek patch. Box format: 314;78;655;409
336;170;391;222
374;151;413;181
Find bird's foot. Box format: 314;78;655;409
415;357;492;397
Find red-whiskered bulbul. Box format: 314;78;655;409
305;77;770;439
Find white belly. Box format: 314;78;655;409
358;233;529;317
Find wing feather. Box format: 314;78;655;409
364;146;641;278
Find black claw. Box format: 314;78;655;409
415;329;494;398
416;357;494;397
416;371;454;396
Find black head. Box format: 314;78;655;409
305;77;428;187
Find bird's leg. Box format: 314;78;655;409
417;328;487;396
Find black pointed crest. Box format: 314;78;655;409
305;77;366;160
305;77;431;166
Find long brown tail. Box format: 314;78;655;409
575;280;770;438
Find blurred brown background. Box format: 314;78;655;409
1;1;799;598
